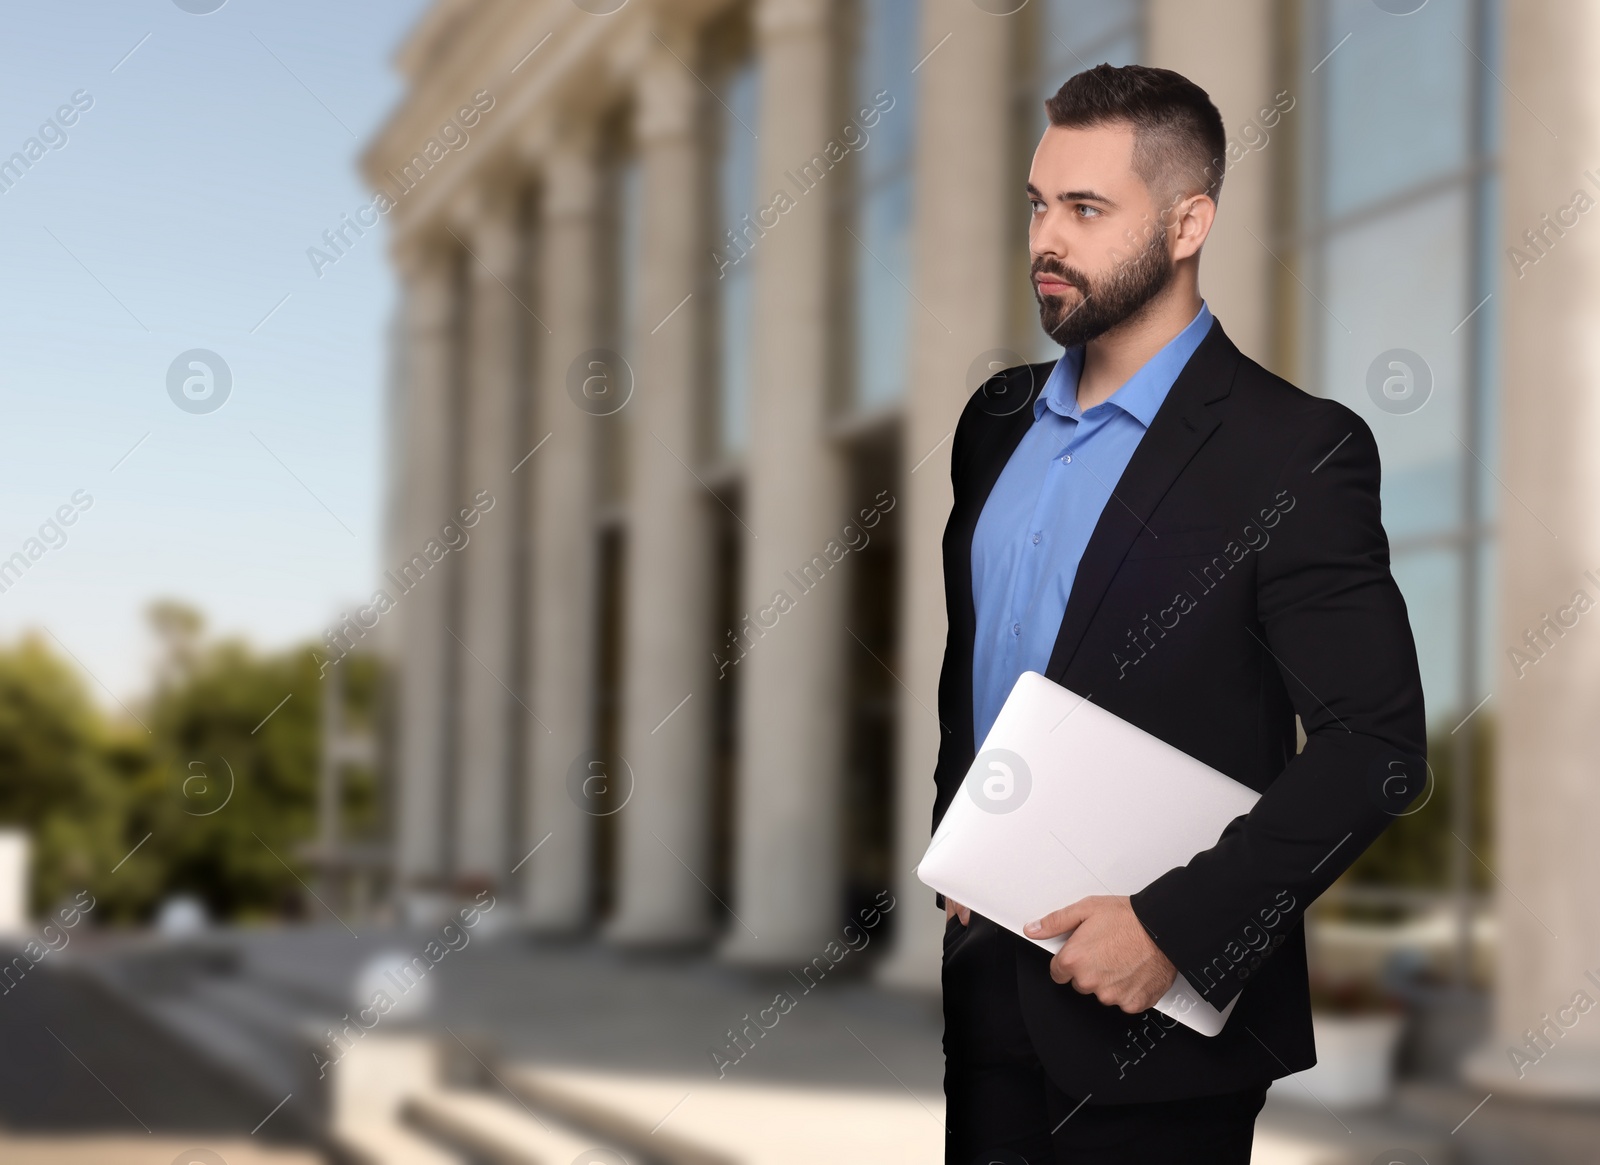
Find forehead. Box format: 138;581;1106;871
1028;121;1139;192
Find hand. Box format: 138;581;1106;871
944;897;970;926
1025;895;1176;1013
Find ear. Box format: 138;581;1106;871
1172;192;1217;261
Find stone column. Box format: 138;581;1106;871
392;239;460;893
1462;0;1600;1098
721;0;844;964
605;28;717;946
874;0;1015;991
451;187;524;886
522;137;603;929
1145;0;1276;364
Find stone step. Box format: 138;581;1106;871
502;1063;944;1165
407;1088;628;1165
75;955;332;1130
65;958;328;1135
334;1120;465;1165
184;971;337;1066
328;1036;468;1164
0;1135;319;1165
1254;1091;1452;1165
1251;1126;1446;1165
140;994;310;1104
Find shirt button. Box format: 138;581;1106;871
1012;622;1021;637
1062;453;1073;464
1031;532;1042;545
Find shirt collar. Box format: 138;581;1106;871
1034;300;1214;427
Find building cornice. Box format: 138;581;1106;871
365;0;609;243
367;0;733;252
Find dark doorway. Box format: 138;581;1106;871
590;524;627;921
707;481;745;926
840;425;902;944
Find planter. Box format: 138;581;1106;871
1273;1012;1405;1109
1394;981;1488;1080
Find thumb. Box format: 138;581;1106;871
1026;898;1090;939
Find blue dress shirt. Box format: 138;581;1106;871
971;302;1214;745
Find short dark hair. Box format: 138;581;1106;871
1044;64;1227;209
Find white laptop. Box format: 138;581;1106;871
917;671;1261;1037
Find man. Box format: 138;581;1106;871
936;64;1426;1163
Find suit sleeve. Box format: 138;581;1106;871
931;388;990;911
1128;406;1427;1008
931;389;983;836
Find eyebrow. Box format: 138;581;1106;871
1026;182;1119;209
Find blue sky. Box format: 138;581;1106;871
0;0;433;701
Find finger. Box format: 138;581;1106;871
1026;897;1092;939
945;897;954;921
958;903;970;926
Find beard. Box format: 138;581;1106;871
1033;229;1175;350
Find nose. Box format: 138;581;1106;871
1030;207;1069;265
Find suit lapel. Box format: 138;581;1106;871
945;361;1054;758
1043;317;1242;683
961;362;1055;529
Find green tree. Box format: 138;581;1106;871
1341;718;1496;902
123;603;330;922
0;634;131;915
0;603;381;926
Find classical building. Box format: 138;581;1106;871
365;0;1600;1094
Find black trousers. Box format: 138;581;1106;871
943;913;1267;1164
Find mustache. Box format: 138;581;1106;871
1031;258;1084;294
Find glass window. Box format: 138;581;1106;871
1319;188;1469;542
1392;549;1465;729
842;0;919;414
1045;0;1143;63
1020;1;1145;361
706;10;759;460
1320;0;1472;219
597;119;641;507
1296;0;1499;738
615;158;642;358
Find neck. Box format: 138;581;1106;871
1075;277;1203;411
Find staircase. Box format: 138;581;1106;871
72;925;1509;1165
71;933;335;1139
73;927;947;1164
74;937;645;1164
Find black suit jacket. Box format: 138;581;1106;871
932;316;1427;1103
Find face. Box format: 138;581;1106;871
1027;122;1180;349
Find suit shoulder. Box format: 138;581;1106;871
1228;355;1376;452
950;359;1053;472
958;359;1053;426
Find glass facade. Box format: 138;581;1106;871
596;114;642;508
1294;0;1501;908
1019;0;1146;362
1035;0;1145;130
707;11;760;461
1293;0;1500;732
991;1;1499;900
841;0;919;415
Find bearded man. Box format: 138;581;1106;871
934;64;1425;1164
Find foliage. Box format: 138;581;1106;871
1344;718;1495;891
0;603;379;924
0;635;128;915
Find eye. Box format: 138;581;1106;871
1028;197;1045;214
1076;204;1103;219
